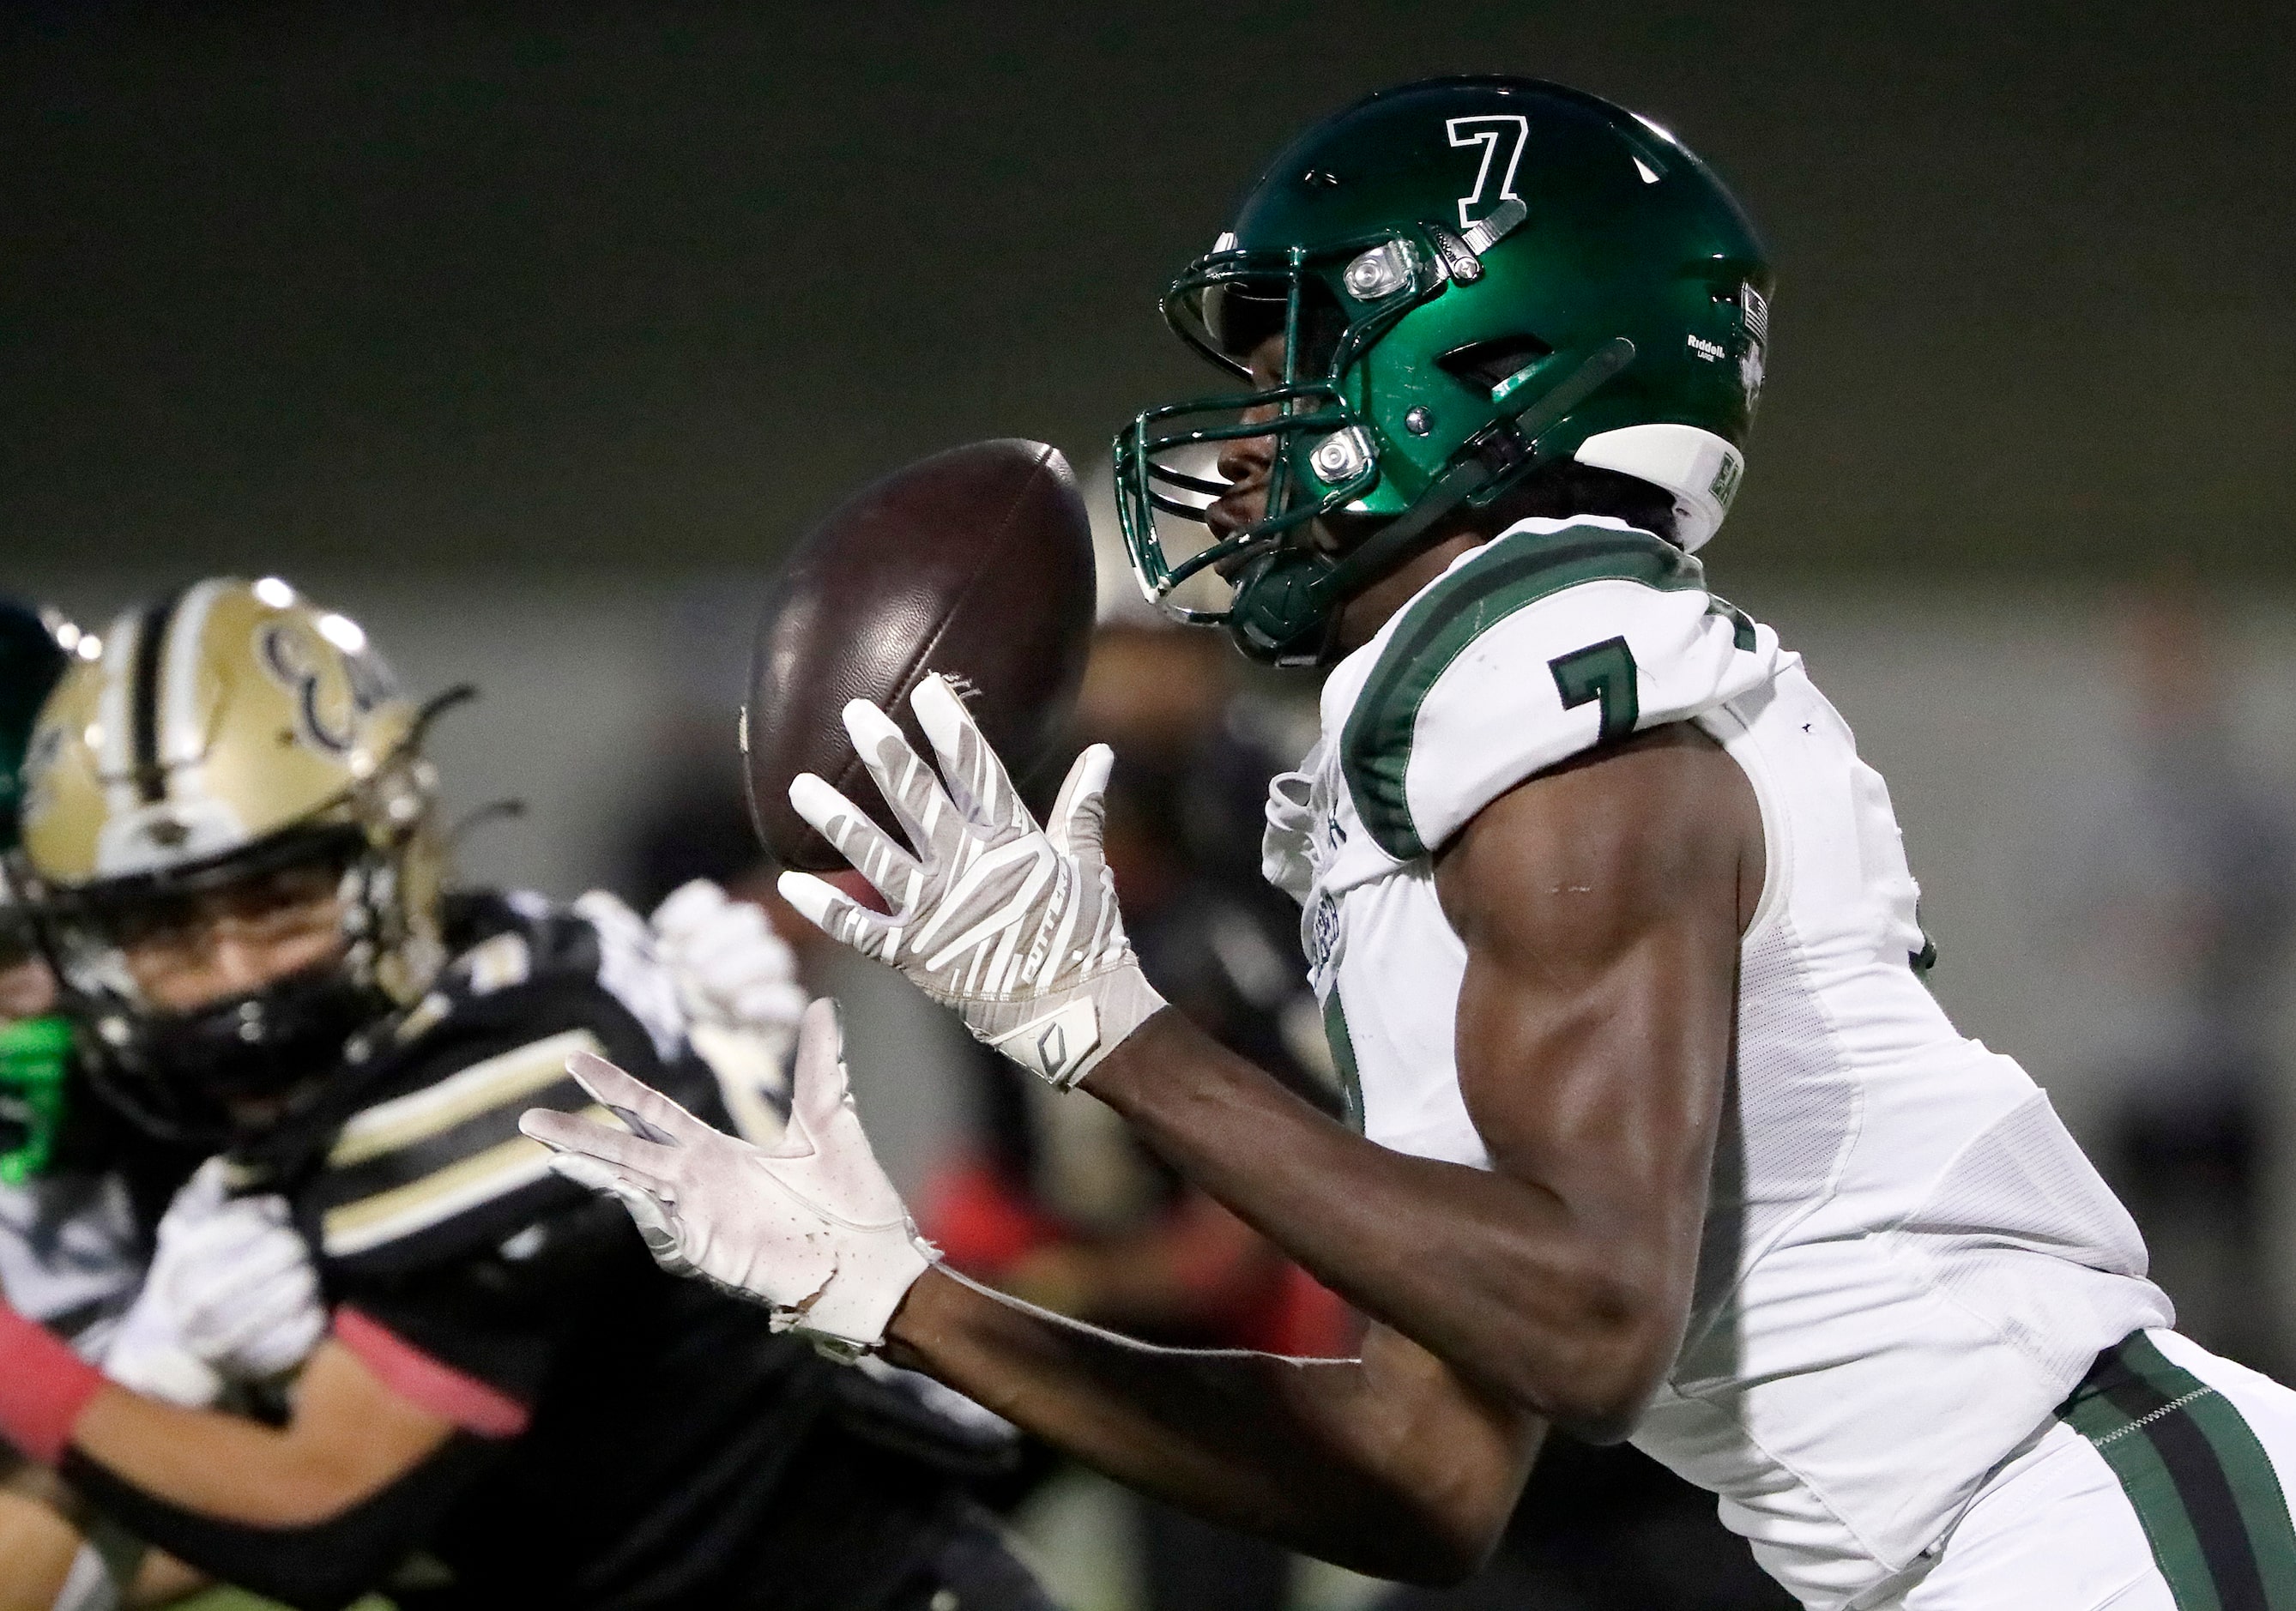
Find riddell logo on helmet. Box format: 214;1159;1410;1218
1687;335;1726;361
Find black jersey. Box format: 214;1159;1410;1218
224;891;1015;1611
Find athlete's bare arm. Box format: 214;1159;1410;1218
0;1504;208;1611
891;1283;1536;1582
69;1339;454;1525
534;689;1759;1578
0;1340;466;1606
0;1478;84;1611
885;724;1759;1572
0;1483;207;1611
1087;724;1755;1433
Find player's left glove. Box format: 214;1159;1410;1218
101;1158;327;1408
776;675;1167;1089
518;1000;934;1358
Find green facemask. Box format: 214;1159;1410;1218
0;1016;73;1184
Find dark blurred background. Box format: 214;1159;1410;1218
7;6;2296;1608
4;1;2289;580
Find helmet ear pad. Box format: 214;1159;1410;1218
1571;424;1742;552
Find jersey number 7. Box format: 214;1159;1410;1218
1549;637;1640;746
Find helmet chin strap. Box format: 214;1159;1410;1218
1228;337;1637;665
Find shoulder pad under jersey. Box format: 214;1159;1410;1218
1331;519;1779;862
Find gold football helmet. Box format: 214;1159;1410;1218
21;577;450;1142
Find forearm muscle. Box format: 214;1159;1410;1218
888;1267;1534;1583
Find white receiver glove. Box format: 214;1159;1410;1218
775;675;1166;1089
650;879;807;1144
102;1158;327;1408
518;999;934;1358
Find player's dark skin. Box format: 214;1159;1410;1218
881;333;1766;1583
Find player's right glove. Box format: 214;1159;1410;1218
518;999;935;1359
101;1158;327;1408
776;675;1167;1089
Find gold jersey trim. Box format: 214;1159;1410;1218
321;1103;619;1258
329;1028;601;1169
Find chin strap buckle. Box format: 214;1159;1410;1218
1460;198;1528;257
1428;199;1531;287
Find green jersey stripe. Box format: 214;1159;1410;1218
2060;1361;2225;1608
1322;990;1364;1136
2116;1381;2270;1609
2094;1407;2227;1611
1707;594;1758;653
1338;524;1706;860
2057;1333;2296;1610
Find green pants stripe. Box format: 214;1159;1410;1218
2056;1333;2296;1610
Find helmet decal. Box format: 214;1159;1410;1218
1737;285;1771;415
257;618;394;757
1741;283;1770;345
1445;114;1530;230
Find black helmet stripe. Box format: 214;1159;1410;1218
129;588;187;804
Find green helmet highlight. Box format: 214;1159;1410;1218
2;598;76;1182
1114;76;1773;664
0;1017;71;1184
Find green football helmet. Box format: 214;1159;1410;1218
1114;76;1773;664
1;597;75;1182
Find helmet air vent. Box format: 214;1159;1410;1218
1437;334;1554;400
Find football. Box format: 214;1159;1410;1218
744;437;1097;872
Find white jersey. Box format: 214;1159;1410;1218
0;1172;142;1354
1269;516;2172;1610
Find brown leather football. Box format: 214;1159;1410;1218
745;438;1097;871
